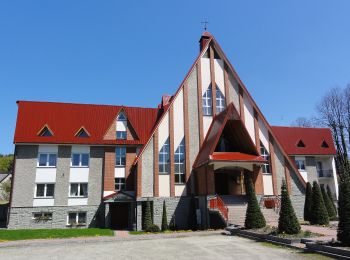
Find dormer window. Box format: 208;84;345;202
297;140;305;148
321;140;329;148
116;112;127;140
38;125;53;137
75;127;90;138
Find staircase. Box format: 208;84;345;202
220;195;280;227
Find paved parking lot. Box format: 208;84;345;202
0;234;324;260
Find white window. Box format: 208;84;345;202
38;153;57;167
35;184;55;198
295;158;306;171
174;138;185;184
260;142;270;174
116;147;126;166
116;113;127;140
202;85;213;116
69;183;88;197
115;178;126;191
67;212;87;226
216;87;226;113
32;212;52;220
71;153;89;167
159;138;170;174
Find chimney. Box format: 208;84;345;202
199;31;212;52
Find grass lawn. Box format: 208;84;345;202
0;228;114;241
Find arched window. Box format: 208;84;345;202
202;85;212;116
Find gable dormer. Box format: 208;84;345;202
37;124;53;137
321;140;329;148
103;109;138;141
297;140;305;148
75;127;90;138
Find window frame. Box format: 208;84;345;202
35;183;55;198
260;142;271;174
66;212;87;226
69;183;88;198
159;138;170;174
114;177;126;191
116;130;127;140
295;159;306;171
215;86;226;113
115;147;126;166
202;85;213;116
174;139;186;184
37;153;57;167
71;153;90;167
32;212;53;220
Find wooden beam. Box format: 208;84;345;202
209;46;217;116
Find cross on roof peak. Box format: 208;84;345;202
201;19;209;31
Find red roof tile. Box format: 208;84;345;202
271;126;336;155
14;101;160;145
210;152;266;163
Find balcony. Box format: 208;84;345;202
317;169;333;178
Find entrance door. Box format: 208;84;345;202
215;173;229;195
110;203;129;230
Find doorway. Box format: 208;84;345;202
110;203;129;230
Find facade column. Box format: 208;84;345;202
253;109;264;195
239;86;245;121
268;134;278;195
196;61;204;146
183;83;192;195
153;132;159;197
169;106;175;197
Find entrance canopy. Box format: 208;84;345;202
209;152;266;171
103;191;135;203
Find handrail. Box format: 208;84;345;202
208;195;229;222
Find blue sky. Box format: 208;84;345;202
1;1;349;154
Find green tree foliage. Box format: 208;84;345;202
327;185;337;215
244;176;266;229
338;178;350;245
278;181;300;234
0;180;11;202
304;182;313;221
161;200;168;231
144;199;152;231
310;181;329;225
187;195;197;230
321;185;337;220
0;155;13;173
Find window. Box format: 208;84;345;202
71;153;89;167
260;142;270;174
76;128;89;138
202;85;213;116
32;212;52;220
174;138;185;184
38;153;57;167
67;212;87;226
297;140;305;148
69;183;88;197
115;178;126;191
116;147;126;166
295;159;306;171
216;87;226;113
321;140;329;148
159;138;170;174
116;113;127;140
38;126;53;137
35;184;55;198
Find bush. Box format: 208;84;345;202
244;176;266;229
161;200;168;231
321;185;337;220
278;180;300;234
327;185;337;215
146;224;160;233
144;199;153;231
304;182;313;221
338;178;350;245
310;181;329;225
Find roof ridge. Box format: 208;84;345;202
271;125;331;130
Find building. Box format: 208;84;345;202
8;32;338;230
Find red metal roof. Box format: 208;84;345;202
14;101;160;145
271;126;336;155
210;152;266;163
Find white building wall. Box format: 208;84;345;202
258;119;270;152
214;59;225;96
159;175;170;197
35;168;56;183
331;157;339;199
173;89;185;150
201;57;213;138
263;175;274;195
243;96;256;144
158;112;169;151
175;185;186;197
33;199;54;207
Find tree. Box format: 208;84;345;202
161;200;168;231
0;155;13;173
0;179;11;202
187;195;197;230
291;117;314;127
304;182;313;221
310;181;329;225
338;178;350;245
144;199;152;231
321;185;337;220
278;180;300;234
327;185;337;215
244;176;266;229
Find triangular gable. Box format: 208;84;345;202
37;124;54;137
321;140;329;148
103;108;139;141
75;126;90;138
193;103;259;168
297;140;305;148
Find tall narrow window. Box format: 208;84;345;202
159;138;170;174
174;138;185;184
116;147;126;166
216;86;226;113
115;178;126;191
260;142;270;174
202;85;212;116
116;112;127;140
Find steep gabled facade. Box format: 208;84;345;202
8;32;338;230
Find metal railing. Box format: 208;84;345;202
317;169;333;178
208;195;229;222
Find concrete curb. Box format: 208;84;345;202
0;230;224;249
306;242;350;259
